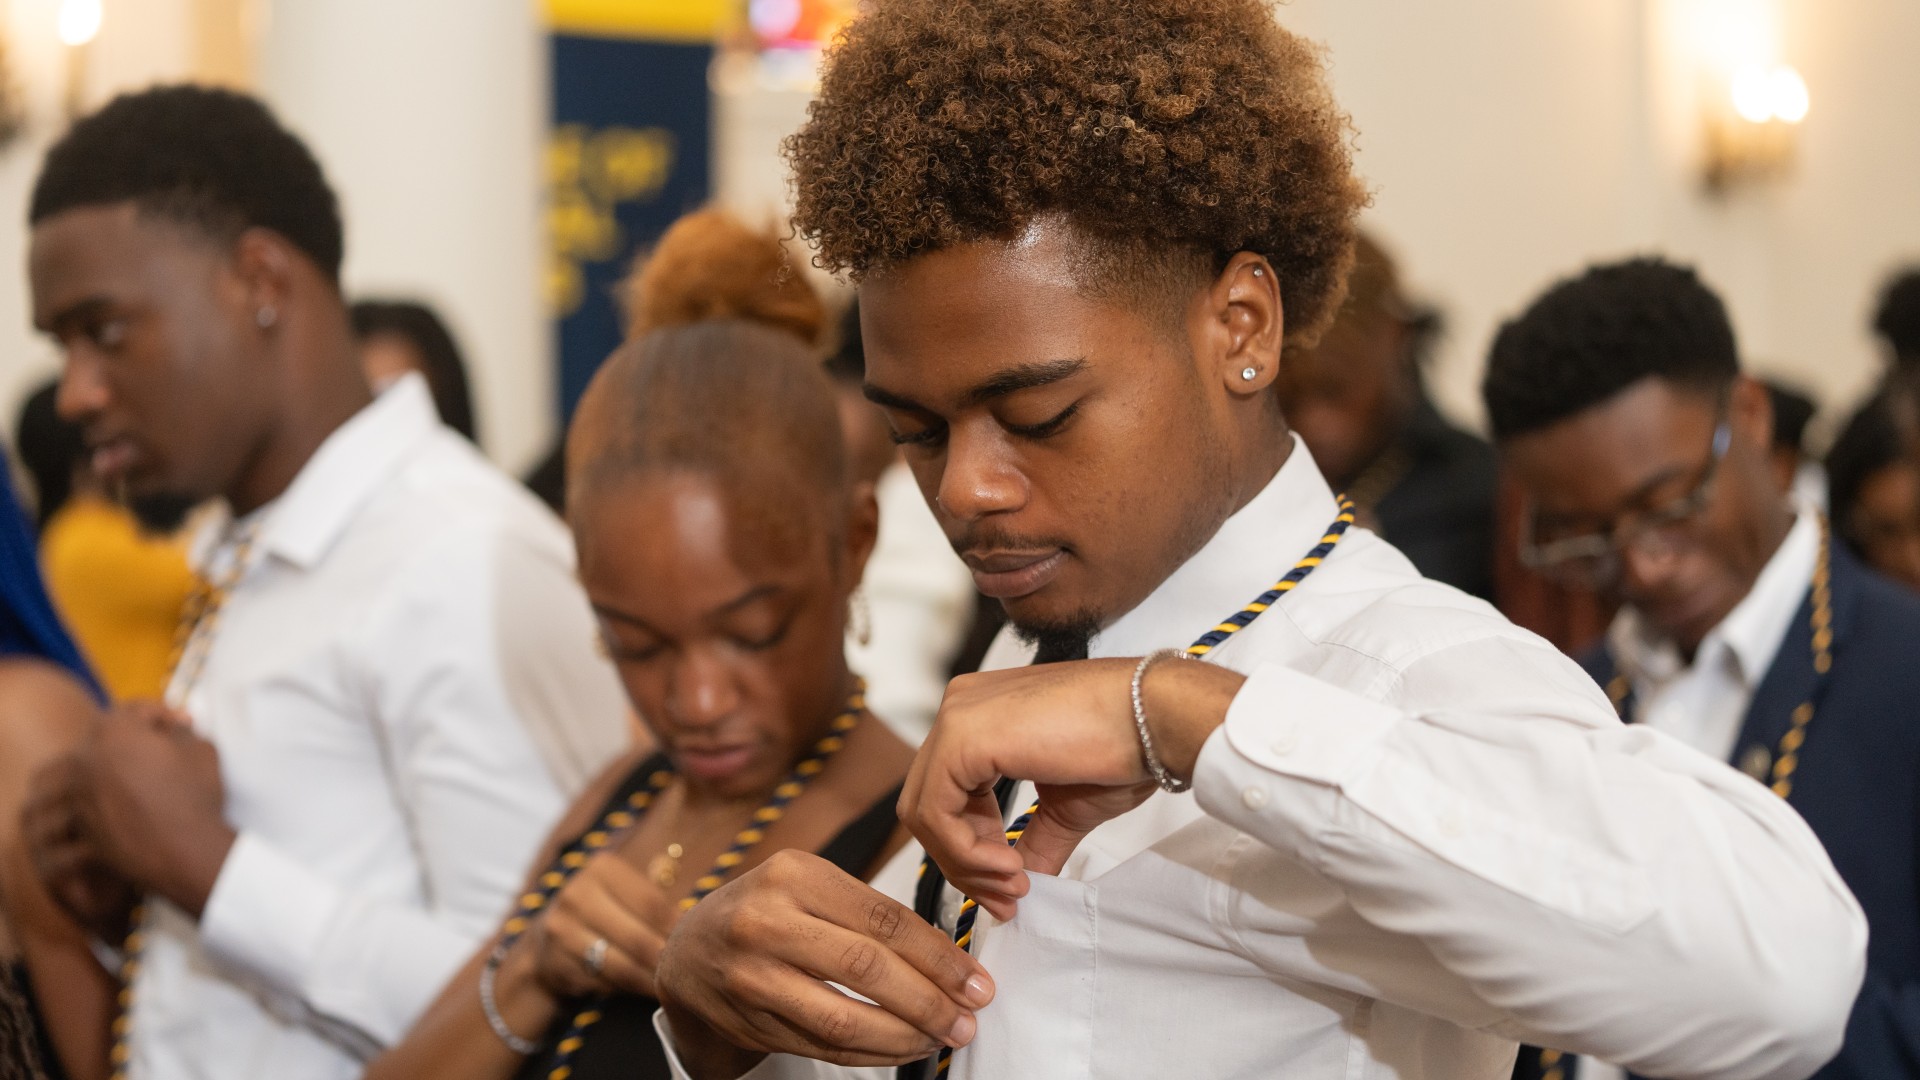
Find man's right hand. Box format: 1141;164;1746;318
654;850;994;1077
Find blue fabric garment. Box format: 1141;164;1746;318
0;453;102;700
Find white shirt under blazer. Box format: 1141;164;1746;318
659;435;1864;1080
129;375;632;1079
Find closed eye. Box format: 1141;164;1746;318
1005;403;1079;440
889;421;947;448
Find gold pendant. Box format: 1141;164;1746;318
649;843;684;888
1738;744;1773;782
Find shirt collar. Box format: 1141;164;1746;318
1610;504;1822;689
245;373;442;571
1089;433;1342;661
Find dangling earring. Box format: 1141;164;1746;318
255;306;279;330
1241;366;1259;381
849;587;872;647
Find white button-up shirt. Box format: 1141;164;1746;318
660;436;1863;1080
1579;509;1822;1080
131;375;631;1080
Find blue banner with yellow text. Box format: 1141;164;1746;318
547;32;713;420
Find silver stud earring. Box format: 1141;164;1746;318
1241;366;1259;381
255;306;278;329
1252;267;1265;278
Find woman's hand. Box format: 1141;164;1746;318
525;849;675;1000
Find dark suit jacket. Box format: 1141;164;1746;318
1515;545;1920;1079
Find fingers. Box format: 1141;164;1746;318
1017;803;1090;878
538;856;672;998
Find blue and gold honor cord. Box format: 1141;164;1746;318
925;498;1356;1076
500;681;867;1079
111;523;260;1080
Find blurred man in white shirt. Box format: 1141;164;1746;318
17;86;629;1079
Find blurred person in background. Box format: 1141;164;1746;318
351;299;480;443
14;379;196;702
15;85;629;1080
1278;231;1497;599
1761;379;1825;508
822;300;975;741
369;309;912;1080
1826;375;1920;592
1872;266;1920;374
0;454;99;1080
622;209;971;744
1489;257;1920;1080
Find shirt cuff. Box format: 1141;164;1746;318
198;831;347;1000
1192;663;1398;854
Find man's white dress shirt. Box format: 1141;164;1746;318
1577;507;1822;1080
131;375;630;1080
658;437;1863;1080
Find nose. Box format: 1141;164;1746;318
1616;541;1684;603
55;351;110;424
934;425;1028;524
665;648;742;730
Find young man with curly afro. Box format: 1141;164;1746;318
647;3;1864;1078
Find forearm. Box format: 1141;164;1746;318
4;842;112;1080
364;941;560;1080
1200;660;1864;1078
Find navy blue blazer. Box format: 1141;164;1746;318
1515;545;1920;1079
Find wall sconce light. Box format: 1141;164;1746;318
1703;61;1809;194
59;0;102;119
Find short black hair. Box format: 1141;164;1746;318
14;381;82;528
351;300;478;443
1872;267;1920;368
30;84;344;282
1827;383;1916;555
1483;257;1739;441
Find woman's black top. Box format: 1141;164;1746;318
511;753;903;1080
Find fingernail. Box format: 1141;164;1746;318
964;974;993;1007
947;1012;977;1047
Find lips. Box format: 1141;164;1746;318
88;435;141;482
673;743;759;782
962;548;1067;600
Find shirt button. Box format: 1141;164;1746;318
1241;787;1270;810
1268;730;1299;756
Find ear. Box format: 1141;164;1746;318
1729;374;1775;455
1196;252;1285;397
841;479;881;592
230;227;300;333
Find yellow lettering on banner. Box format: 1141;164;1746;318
545;124;678;318
544;0;733;43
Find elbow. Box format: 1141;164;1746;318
1701;893;1865;1079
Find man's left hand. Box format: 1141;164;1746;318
67;702;236;917
899;657;1246;922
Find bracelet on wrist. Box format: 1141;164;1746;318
479;943;541;1055
1131;649;1194;793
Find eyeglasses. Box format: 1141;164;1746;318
1520;412;1733;589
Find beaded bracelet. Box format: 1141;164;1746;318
478;943;541;1055
1131;648;1194;793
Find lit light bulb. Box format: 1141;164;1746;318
1768;66;1810;124
58;0;102;46
1731;64;1775;123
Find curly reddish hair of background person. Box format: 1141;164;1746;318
783;0;1370;346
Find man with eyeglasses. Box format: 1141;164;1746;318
1488;257;1920;1080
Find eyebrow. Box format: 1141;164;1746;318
864;357;1088;414
592;584;784;633
1538;462;1694;527
38;295;113;335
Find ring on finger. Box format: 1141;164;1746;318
583;936;610;976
